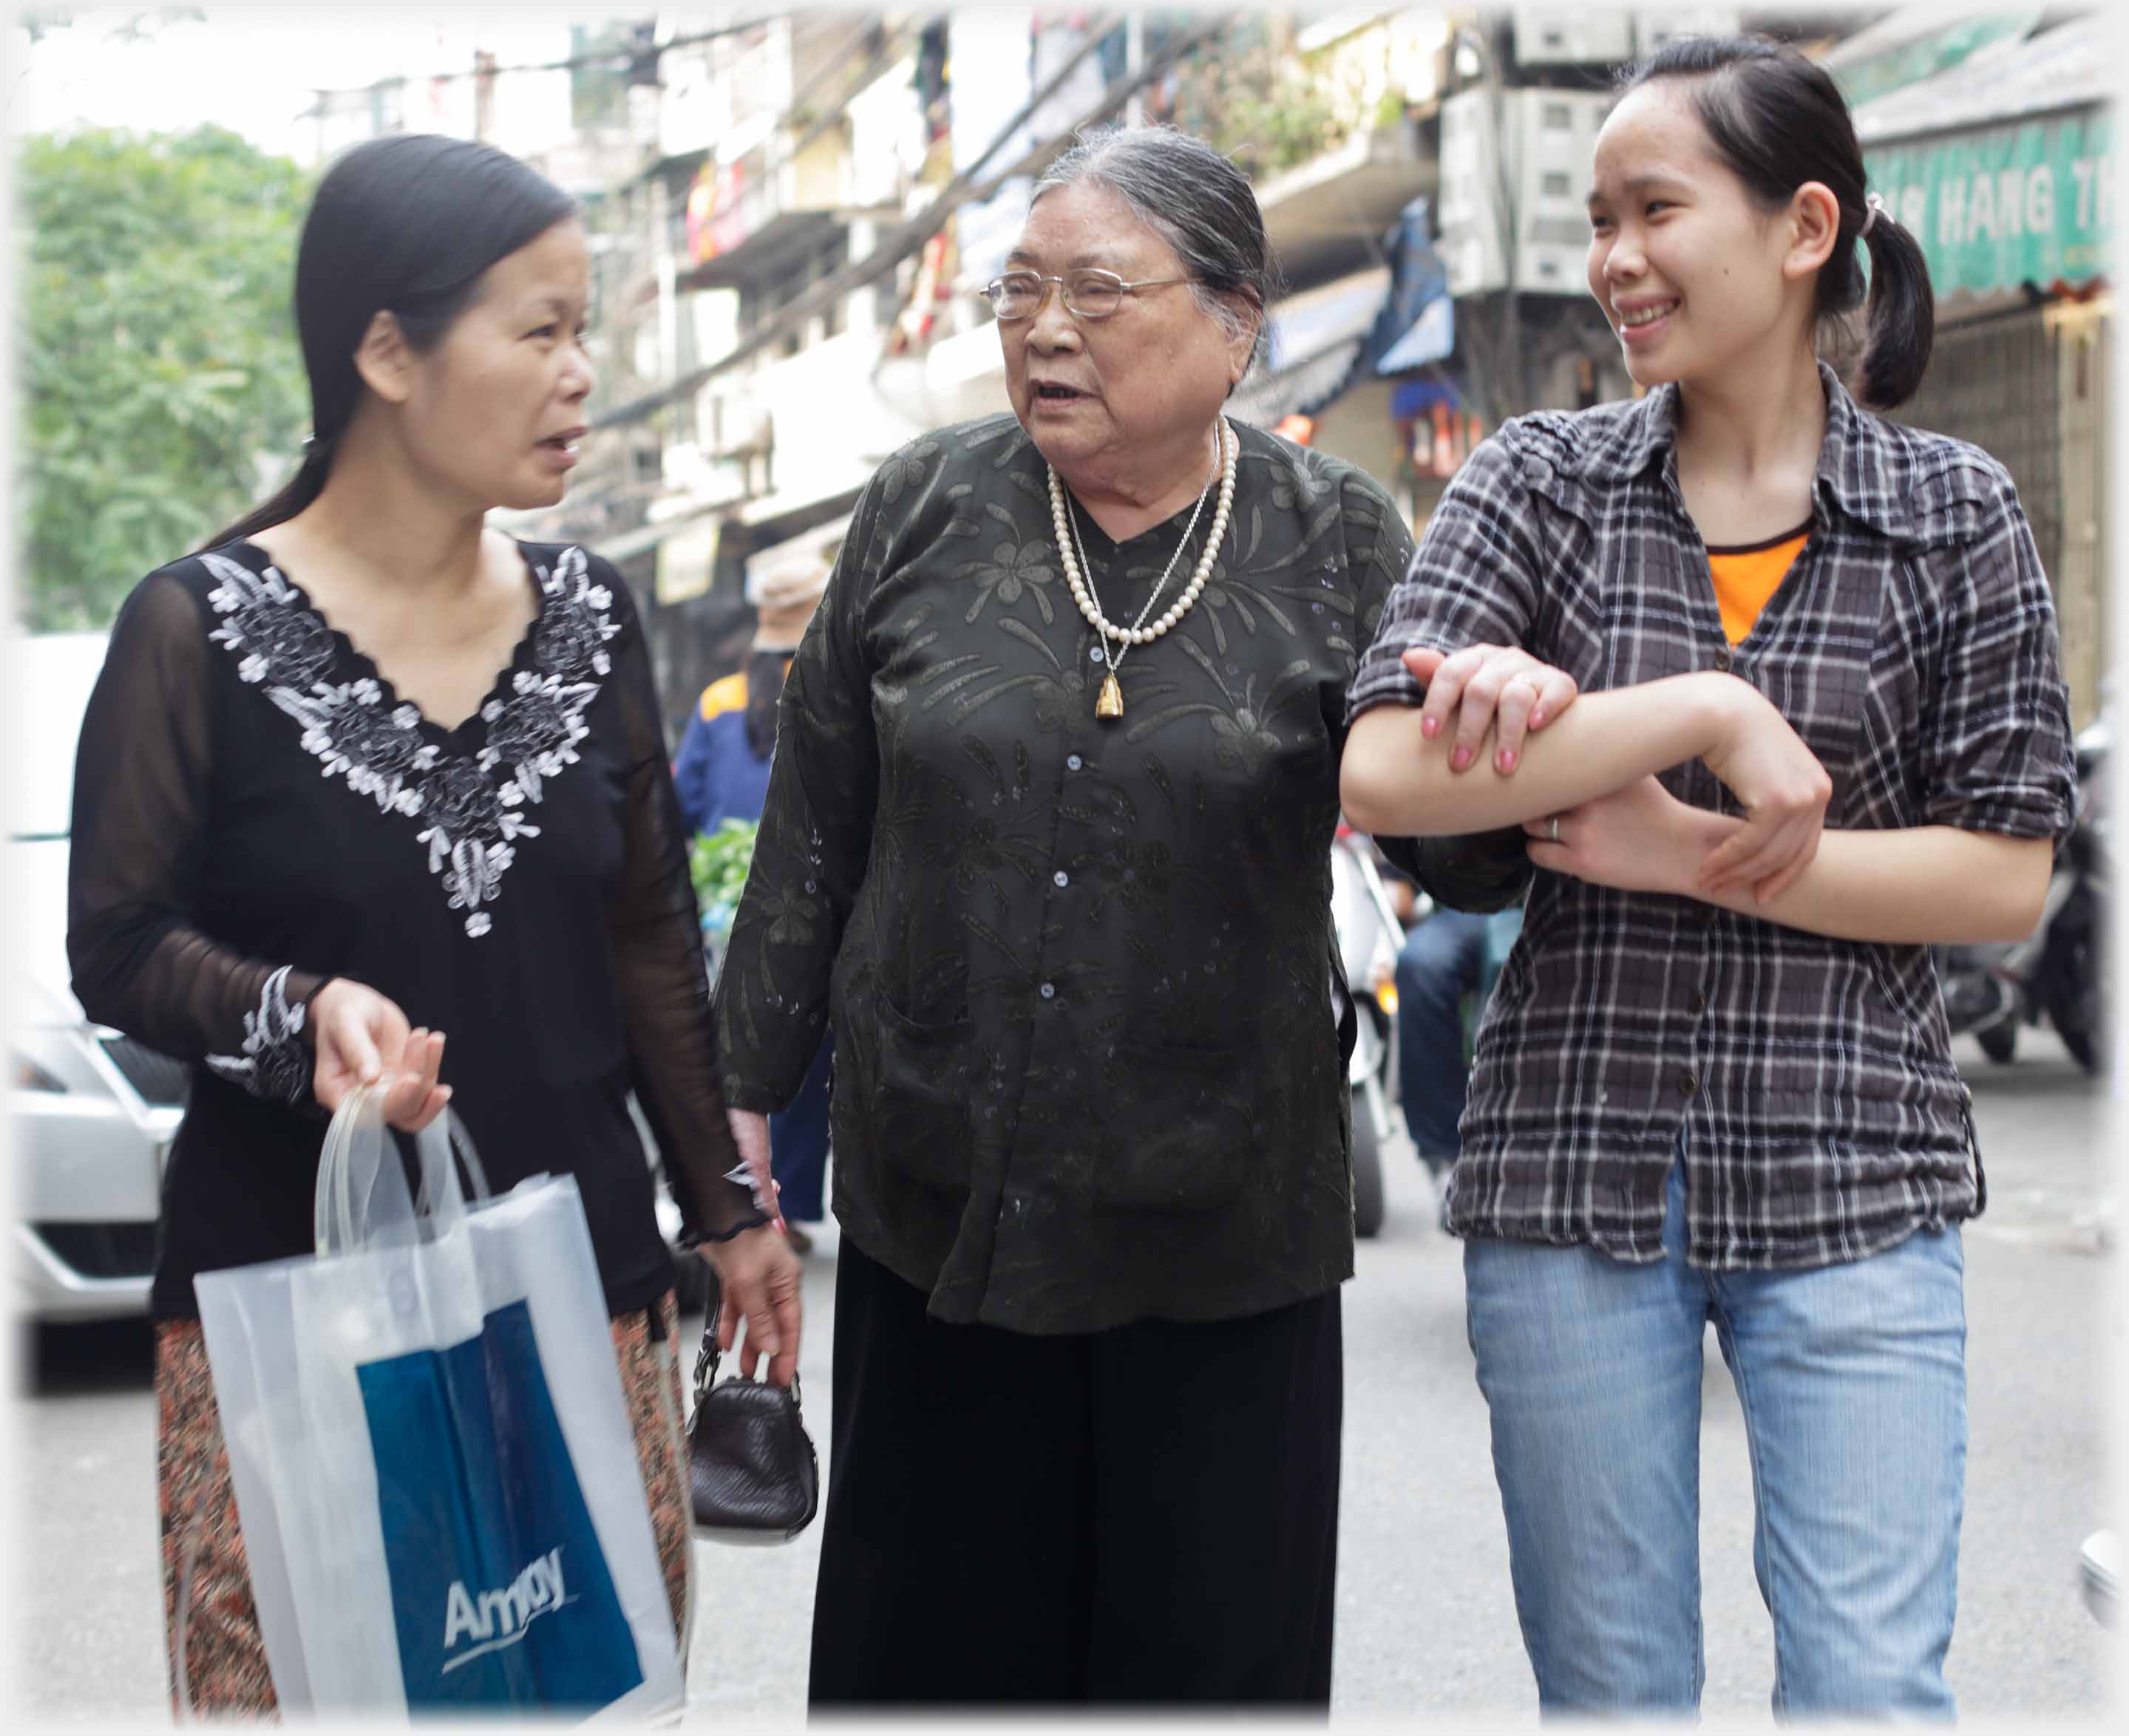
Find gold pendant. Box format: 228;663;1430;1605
1095;671;1124;719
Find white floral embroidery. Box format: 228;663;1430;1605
206;965;311;1105
203;545;619;937
723;1158;778;1216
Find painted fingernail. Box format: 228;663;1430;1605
1498;749;1517;774
1450;746;1473;772
1421;715;1439;738
1530;711;1546;729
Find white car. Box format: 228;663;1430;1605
10;630;175;1322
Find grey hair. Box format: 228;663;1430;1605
1029;125;1283;386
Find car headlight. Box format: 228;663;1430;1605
11;1049;68;1093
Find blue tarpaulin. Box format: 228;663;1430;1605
1300;194;1466;416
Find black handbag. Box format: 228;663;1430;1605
685;1305;819;1545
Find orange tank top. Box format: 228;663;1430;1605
1705;519;1810;645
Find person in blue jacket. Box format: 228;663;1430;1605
674;537;836;1248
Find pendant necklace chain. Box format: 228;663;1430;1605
1051;418;1235;719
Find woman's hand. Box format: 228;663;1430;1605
701;1105;801;1386
1525;776;1741;896
1400;644;1579;776
703;1226;804;1389
1694;676;1834;902
309;978;449;1131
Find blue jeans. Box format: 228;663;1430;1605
1394;905;1521;1165
1464;1157;1966;1718
769;1034;832;1222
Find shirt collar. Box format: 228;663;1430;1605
1575;361;1915;539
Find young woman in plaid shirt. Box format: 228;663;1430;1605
1343;36;2077;1718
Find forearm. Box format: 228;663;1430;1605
1673;812;2052;944
1343;672;1736;837
69;910;326;1107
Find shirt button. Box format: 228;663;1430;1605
1053;870;1070;888
1714;646;1734;673
1676;1072;1698;1098
1088;644;1104;664
1039;982;1056;1000
1067;755;1083;772
1688;990;1708;1015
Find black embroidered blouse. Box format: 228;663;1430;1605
67;539;755;1318
711;413;1524;1334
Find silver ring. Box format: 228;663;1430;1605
1548;815;1561;844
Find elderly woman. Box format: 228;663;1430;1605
712;125;1546;1707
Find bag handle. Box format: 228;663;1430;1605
313;1081;492;1258
690;1298;802;1410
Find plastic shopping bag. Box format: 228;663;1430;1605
193;1086;683;1718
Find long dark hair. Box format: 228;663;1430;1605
1619;35;1935;409
202;134;577;550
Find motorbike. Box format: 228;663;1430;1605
1331;823;1413;1239
1935;708;2110;1074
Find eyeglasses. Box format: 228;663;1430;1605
980;268;1198;321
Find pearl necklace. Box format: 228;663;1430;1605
1064;460;1210;717
1050;418;1235;719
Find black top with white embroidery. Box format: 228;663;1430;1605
67;539;755;1318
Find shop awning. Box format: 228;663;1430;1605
1857;13;2114;299
1821;7;2045;111
1374;293;1453;374
1852;11;2111;142
1229;266;1391;427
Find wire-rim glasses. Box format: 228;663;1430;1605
981;268;1198;321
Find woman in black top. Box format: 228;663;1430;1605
66;134;801;1716
712;125;1559;1706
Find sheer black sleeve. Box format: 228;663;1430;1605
596;565;764;1242
67;570;327;1107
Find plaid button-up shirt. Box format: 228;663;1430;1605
1349;366;2077;1270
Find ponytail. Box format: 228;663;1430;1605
197;438;333;552
1853;205;1935;411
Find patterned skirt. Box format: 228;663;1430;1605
155;1290;690;1718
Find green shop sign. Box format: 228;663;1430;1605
1864;106;2113;297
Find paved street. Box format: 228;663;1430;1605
14;1029;2118;1720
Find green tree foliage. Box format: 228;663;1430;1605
18;126;313;630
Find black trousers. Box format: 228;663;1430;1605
807;1238;1344;1709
